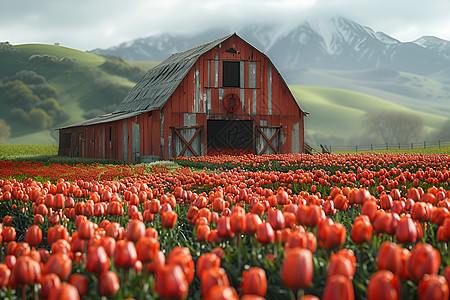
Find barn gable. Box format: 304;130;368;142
58;33;306;162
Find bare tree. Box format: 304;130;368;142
363;111;424;144
0;119;11;143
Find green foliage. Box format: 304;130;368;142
100;55;145;82
27;108;53;129
3;80;40;108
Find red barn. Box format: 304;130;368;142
58;33;306;163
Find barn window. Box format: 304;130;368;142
60;133;71;148
223;61;240;87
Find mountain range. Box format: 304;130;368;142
91;17;450;79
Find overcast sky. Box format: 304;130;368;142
2;0;450;51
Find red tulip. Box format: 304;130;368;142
86;245;110;276
367;270;401;300
376;242;401;274
196;252;221;279
0;264;11;288
256;222;275;244
203;285;239;300
328;252;355;278
99;270;120;297
114;240;137;269
244;213;262;234
40;273;62;299
167;247;195;284
43;253;72;281
322;274;354;300
351;215;372;244
267;208;285;230
69;274;88;297
25;225;42;247
395;216;417;244
200;267;230;296
281;248;313;289
155;264;189;300
317;218;346;250
2;226;16;242
418;274;449;300
161;210;178;228
126;219;146;242
48;283;80;300
407;243;440;281
146;250;166;274
136;236;160;264
241;267;267;296
12;255;41;286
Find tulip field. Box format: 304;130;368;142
0;152;449;300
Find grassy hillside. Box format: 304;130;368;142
0;42;158;144
291;85;448;146
287;68;450;118
1;42;447;147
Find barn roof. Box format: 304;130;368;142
60;33;305;129
113;33;234;113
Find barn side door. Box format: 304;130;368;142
171;125;203;158
132;121;140;163
255;125;281;155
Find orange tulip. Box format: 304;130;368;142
418;274;449;300
351;215;372;244
322;274;354;300
43;253;72;281
196;252;221;279
281;248;313;289
395;216;417;244
155;264;189;300
376;242;401;274
86;245;110;276
241;267;267;296
256;222;275;244
407;243;440;281
48;283;80;300
367;270;401;300
99;270;120;297
200;267;230;296
113;240;137;269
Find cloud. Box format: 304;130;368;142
1;0;450;50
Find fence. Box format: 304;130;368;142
308;140;450;153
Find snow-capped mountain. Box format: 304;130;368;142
90;17;450;78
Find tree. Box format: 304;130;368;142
0;119;10;143
363;111;424;144
27;108;53;130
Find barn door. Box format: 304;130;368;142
132;121;140;163
256;125;281;155
171;125;203;158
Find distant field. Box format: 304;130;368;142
334;145;450;155
0;144;58;159
290;85;448;145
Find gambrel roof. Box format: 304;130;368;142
114;34;234;113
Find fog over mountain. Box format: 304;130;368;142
91;17;450;81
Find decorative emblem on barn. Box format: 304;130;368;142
223;94;239;112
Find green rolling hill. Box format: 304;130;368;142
0;42;448;146
0;42;158;144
